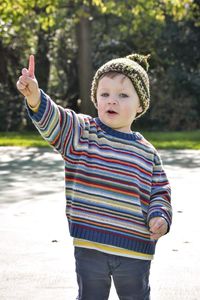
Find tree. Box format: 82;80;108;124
76;5;96;115
0;0;199;131
0;0;60;130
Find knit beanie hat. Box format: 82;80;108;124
91;54;150;119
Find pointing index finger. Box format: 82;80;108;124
28;54;35;78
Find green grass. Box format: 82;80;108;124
0;132;49;147
140;130;200;150
0;131;200;149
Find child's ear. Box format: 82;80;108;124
137;106;143;113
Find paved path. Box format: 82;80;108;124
0;147;200;300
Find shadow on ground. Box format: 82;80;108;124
160;149;200;169
0;147;64;205
1;147;200;207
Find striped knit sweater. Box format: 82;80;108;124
28;90;172;259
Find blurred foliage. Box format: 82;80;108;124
0;0;199;131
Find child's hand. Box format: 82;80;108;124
149;217;168;240
16;55;41;107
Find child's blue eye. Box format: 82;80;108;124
101;93;109;97
119;93;128;98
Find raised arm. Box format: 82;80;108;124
16;55;41;108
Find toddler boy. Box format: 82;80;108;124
17;53;172;300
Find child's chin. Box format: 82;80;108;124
102;118;116;127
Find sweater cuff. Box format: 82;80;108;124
147;211;171;234
26;89;48;122
27;100;41;112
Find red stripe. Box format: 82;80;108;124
69;145;152;177
66;176;139;197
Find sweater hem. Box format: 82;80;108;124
69;223;156;255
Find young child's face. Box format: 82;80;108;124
96;74;142;133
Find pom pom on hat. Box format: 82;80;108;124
91;53;151;119
126;54;150;72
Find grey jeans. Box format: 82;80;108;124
74;247;151;300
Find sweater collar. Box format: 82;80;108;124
95;118;142;141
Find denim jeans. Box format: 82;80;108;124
74;247;151;300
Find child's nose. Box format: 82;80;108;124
108;97;118;104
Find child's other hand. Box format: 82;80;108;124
16;55;41;107
149;217;168;240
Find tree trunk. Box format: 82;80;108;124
35;28;50;92
0;41;9;84
76;15;96;116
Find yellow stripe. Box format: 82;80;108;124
73;238;153;260
66;190;142;213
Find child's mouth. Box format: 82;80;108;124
107;110;117;115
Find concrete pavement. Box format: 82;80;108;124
0;147;200;300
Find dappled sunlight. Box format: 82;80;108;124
160;149;200;169
0;147;64;205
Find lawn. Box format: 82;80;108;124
140;130;200;150
0;132;49;147
0;131;200;149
